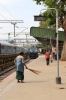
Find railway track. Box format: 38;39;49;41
0;58;30;82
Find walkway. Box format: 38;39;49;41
0;55;66;100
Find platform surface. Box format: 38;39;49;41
0;55;66;100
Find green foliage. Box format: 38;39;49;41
33;0;66;13
36;43;47;49
39;10;56;28
33;0;66;28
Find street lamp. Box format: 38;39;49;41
41;8;61;84
34;8;61;84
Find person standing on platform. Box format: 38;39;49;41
14;52;28;83
45;50;50;65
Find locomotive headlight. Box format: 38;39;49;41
35;50;37;52
30;50;32;52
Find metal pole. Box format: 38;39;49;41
14;23;16;44
55;9;61;84
14;24;15;37
26;34;27;43
8;33;10;42
15;27;28;37
56;9;59;76
25;34;28;46
11;22;17;44
49;36;51;46
40;8;61;84
50;36;52;51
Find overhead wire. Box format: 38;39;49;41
0;3;17;20
0;14;10;33
0;3;27;35
0;14;9;20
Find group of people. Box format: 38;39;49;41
14;50;53;83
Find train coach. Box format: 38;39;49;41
28;46;38;59
0;42;28;71
0;42;28;55
0;42;23;54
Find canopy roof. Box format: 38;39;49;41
30;27;64;41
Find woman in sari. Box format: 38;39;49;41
14;52;28;83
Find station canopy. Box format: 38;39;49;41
30;27;64;44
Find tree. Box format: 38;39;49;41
33;0;66;60
39;10;56;29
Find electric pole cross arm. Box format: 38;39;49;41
0;20;24;23
0;20;24;45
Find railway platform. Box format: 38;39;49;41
0;55;66;100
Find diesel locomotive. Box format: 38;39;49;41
28;46;38;59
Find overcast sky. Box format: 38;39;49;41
0;0;45;39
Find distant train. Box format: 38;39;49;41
0;42;24;54
0;42;28;59
28;46;38;59
0;42;28;71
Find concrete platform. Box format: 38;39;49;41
0;55;66;100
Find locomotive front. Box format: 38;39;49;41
28;46;38;59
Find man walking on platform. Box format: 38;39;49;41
45;50;50;65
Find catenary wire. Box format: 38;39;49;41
0;3;27;34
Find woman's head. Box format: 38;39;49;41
19;52;24;56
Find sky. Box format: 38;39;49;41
0;0;45;40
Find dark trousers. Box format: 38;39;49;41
46;58;50;65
